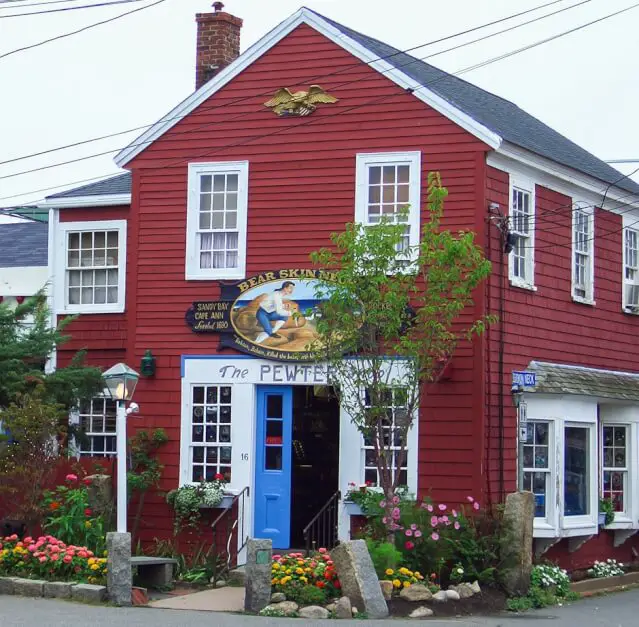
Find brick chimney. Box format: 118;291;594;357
195;2;243;90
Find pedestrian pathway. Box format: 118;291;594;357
149;586;245;612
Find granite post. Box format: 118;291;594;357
244;538;272;613
107;531;132;606
501;491;534;596
331;540;388;619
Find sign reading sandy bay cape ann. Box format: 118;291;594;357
184;269;337;362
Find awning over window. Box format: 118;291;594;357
528;361;639;402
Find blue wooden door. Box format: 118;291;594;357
254;386;293;549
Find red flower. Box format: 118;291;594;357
405;541;415;550
334;580;341;589
215;473;224;481
84;509;92;517
316;581;325;588
83;478;92;486
49;502;60;511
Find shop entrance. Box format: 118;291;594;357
253;385;340;549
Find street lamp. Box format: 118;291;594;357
103;363;140;533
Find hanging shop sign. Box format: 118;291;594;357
185;269;338;362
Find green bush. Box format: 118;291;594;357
286;584;327;606
365;539;402;579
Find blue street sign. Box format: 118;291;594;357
513;371;536;388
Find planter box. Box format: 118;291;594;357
200;494;235;510
344;501;363;516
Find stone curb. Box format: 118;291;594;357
571;571;639;595
0;576;107;604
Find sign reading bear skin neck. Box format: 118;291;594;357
184;269;338;362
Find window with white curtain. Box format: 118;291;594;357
186;161;249;280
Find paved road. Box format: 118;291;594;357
0;589;637;626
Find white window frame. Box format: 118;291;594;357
54;219;127;314
600;406;639;530
522;420;554;528
185;161;249;281
571;202;595;304
76;397;117;458
622;213;639;313
508;176;536;290
355;151;422;259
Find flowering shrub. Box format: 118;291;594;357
0;534;107;584
530;564;570;595
166;476;227;533
507;563;575;611
587;558;624;578
271;549;341;601
42;474;106;554
383;566;425;590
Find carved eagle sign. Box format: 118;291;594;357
264;85;338;116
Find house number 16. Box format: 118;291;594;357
241;453;249;461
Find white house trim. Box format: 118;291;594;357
114;7;501;168
41;193;131;210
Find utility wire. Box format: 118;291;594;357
0;0;87;8
0;0;573;168
0;0;613;183
0;0;146;18
0;0;167;60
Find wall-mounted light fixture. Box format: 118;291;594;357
140;349;156;377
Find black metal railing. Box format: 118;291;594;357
303;490;341;555
210;486;250;575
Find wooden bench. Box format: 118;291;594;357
130;556;178;588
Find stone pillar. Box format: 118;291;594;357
501;491;534;596
85;474;113;523
331;540;388;619
107;532;131;606
244;538;272;613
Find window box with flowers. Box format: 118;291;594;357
166;475;229;533
343;481;384;516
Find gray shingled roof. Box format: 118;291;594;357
0;222;48;268
47;173;131;199
316;10;639;195
528;361;639;401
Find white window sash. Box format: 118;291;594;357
522;420;552;524
571;205;595;303
508;177;535;289
54;220;127;314
186;161;249;280
355;151;421;259
623;221;639;312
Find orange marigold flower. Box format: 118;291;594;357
49;502;60;511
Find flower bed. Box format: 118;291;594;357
0;534;107;584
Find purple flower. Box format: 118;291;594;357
438;503;447;511
392;495;400;505
405;529;413;537
414;530;423;538
410;523;417;530
430;515;438;528
452;509;458;518
392;507;401;520
379;500;386;508
431;532;440;541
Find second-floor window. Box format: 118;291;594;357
623;220;639;312
509;177;535;288
572;205;594;303
186;161;249;280
355;152;421;262
56;220;127;314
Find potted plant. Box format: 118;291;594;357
166;475;229;533
599;497;615;526
343;481;376;515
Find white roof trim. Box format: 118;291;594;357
489;143;639;216
40;193;131;209
114;8;501;168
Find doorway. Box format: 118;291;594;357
253;385;340;549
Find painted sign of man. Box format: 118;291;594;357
255;281;296;344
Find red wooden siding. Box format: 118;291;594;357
119;23;490;538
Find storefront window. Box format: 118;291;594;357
602;425;627;513
564;426;590;516
522;421;550;518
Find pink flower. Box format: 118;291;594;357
466;496;474;503
382;516;388;524
63;555;72;564
426;504;433;512
430;516;438;528
392;495;400;505
452;509;458;518
272;555;281;560
77;550;88;558
327;560;334;566
23;537;33;545
405;529;413;537
318;548;327;554
50;554;59;561
438;503;447;511
379;500;386;508
405;541;414;550
440;515;449;523
473;501;480;511
28;545;37;553
431;532;440;541
454;521;461;530
414;530;423;538
391;508;401;520
410;524;417;530
420;502;428;509
65;473;78;482
39;556;47;563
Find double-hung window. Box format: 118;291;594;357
509;177;535;289
76;398;117;457
522;421;551;519
601;425;628;514
355;152;421;263
623;216;639;312
56;220;126;314
186;161;249;280
572;204;594;303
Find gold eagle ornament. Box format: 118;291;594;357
264;85;338;117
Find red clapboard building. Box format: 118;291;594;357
42;5;639;568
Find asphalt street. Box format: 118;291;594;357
0;589;636;626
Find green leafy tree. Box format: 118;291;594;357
309;173;492;540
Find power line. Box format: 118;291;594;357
0;0;613;184
0;0;146;18
0;0;87;8
0;0;572;168
0;0;167;60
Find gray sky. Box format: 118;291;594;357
1;0;638;206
